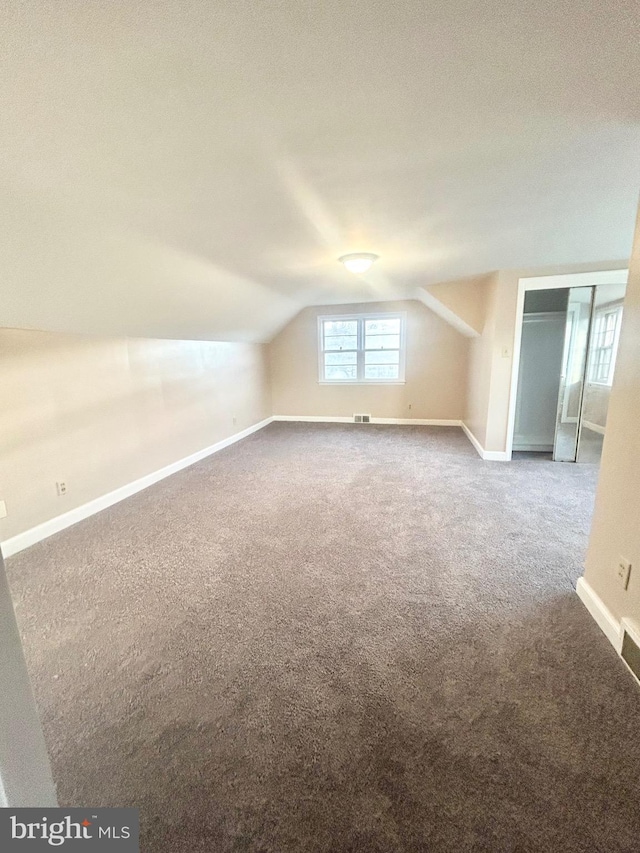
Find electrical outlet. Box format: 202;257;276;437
56;481;67;497
0;500;7;519
408;403;412;410
232;416;237;427
617;557;632;590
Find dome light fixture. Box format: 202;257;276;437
338;252;379;274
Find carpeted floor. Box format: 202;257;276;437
6;424;640;852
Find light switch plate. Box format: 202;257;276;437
0;500;7;519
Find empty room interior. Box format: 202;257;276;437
1;3;640;851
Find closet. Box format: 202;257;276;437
513;283;625;463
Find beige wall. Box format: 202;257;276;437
0;330;271;541
424;274;493;336
482;270;522;452
463;270;525;452
464;274;499;447
268;300;469;420
584;208;640;624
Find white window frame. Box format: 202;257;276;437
588;304;623;387
317;312;407;385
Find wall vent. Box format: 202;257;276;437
621;623;640;686
353;414;371;424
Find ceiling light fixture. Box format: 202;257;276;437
338;252;379;274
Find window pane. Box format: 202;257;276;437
364;334;400;350
365;350;399;365
320;314;404;382
324;335;357;351
323;320;357;337
364;364;400;380
365;318;400;335
324;364;357;380
325;352;357;366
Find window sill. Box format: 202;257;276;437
318;380;406;386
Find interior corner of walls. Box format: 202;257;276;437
460;422;484;458
263;308;301;345
461;421;510;461
576;576;623;652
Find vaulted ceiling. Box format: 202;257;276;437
2;1;639;341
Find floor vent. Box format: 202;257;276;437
354;414;371;424
621;624;640;686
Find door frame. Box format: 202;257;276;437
505;269;628;460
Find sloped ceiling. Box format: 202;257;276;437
417;275;495;337
1;1;639;342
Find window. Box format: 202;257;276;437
588;305;623;386
318;313;406;383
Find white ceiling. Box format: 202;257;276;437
1;0;639;342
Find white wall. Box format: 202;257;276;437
0;330;271;542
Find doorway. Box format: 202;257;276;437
509;272;627;464
513;289;568;453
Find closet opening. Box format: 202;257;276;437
507;271;627;464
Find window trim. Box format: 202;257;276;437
588;304;623;387
317;311;407;385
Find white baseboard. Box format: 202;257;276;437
377;418;461;426
582;420;606;436
461;422;484;457
1;417;274;559
460;422;510;461
272;415;352;423
576;576;622;651
272;416;462;426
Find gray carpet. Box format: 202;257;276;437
6;424;640;852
